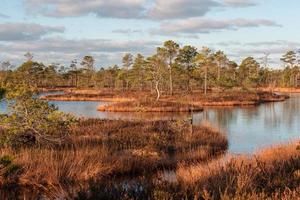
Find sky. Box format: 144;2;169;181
0;0;299;68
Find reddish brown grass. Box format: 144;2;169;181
98;100;203;112
41;90;288;110
176;143;300;199
97;90;288;112
0;119;228;199
260;87;300;93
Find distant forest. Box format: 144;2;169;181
1;41;300;94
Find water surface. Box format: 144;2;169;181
1;94;299;154
193;94;300;154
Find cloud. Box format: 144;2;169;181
0;13;9;18
112;29;144;35
148;0;220;20
24;0;147;18
232;41;300;60
0;51;119;69
151;18;280;36
0;38;158;53
244;41;300;47
1;51;124;68
208;40;300;66
223;0;257;7
210;41;242;46
0;23;65;41
0;38;159;67
24;0;257;19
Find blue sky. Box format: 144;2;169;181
0;0;299;68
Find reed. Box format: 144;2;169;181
98;100;203;112
176;143;300;199
75;142;300;200
0;119;228;199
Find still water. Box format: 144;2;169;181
1;94;299;154
193;94;300;154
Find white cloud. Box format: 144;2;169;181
0;23;65;41
112;29;144;35
223;0;257;7
24;0;147;18
209;40;300;67
0;38;157;53
244;41;300;47
0;38;159;67
148;0;220;20
151;18;280;36
24;0;258;19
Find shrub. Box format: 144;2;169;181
0;85;77;147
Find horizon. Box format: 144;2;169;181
0;0;300;68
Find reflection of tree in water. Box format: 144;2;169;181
240;106;261;123
262;95;300;131
212;107;264;130
193;95;300;134
192;95;300;154
263;102;282;130
281;95;300;128
194;108;238;131
212;108;238;130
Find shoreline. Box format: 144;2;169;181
40;89;290;112
259;87;300;93
97;101;204;112
97;91;289;112
40;96;134;102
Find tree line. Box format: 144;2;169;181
1;40;300;98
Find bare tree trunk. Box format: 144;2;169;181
294;74;299;87
140;82;143;91
187;78;191;92
155;81;160;101
217;62;221;91
217;62;221;81
169;58;173;96
126;80;129;91
76;74;78;87
204;65;208;95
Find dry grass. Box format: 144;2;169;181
175;91;288;106
260;87;300;93
2;116;297;199
40;92;134;102
74;142;300;200
98;100;203;112
0;119;228;199
41;90;288;110
70;119;228;171
97;91;288;112
176;143;300;199
40;89;145;102
38;87;76;92
0;147;112;198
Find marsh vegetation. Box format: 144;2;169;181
0;119;228;199
0;41;299;199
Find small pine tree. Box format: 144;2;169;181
0;85;77;147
